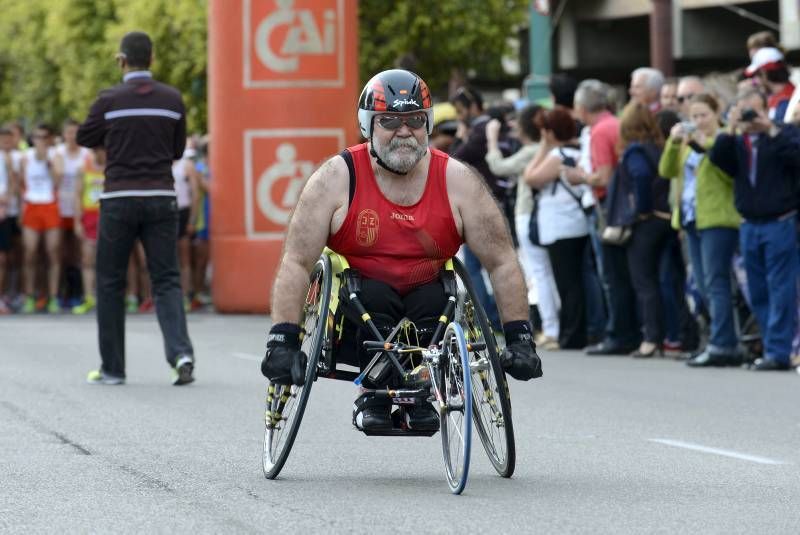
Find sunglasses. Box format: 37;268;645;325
677;94;694;104
376;115;427;131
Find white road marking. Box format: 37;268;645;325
231;352;261;362
649;438;788;465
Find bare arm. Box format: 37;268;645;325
74;171;84;237
523;152;561;189
185;160;200;232
0;155;9;219
449;160;528;324
270;156;348;324
51;153;63;190
17;158;25;198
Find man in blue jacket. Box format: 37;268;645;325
710;89;800;371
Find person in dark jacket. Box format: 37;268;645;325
615;103;675;358
449;86;505;330
709;89;800;371
77;31;195;386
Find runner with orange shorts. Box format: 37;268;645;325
72;147;105;314
20;124;62;314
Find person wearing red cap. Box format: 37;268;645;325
745;47;795;122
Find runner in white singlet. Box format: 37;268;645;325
172;146;199;309
19;124;62;313
53;119;90;306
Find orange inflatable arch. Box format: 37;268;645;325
208;0;360;312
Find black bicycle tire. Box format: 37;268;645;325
452;257;516;478
263;255;331;479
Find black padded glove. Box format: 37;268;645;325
261;323;308;385
500;320;543;381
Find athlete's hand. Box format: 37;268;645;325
499;321;543;381
261;323;307;385
501;342;542;380
74;222;84;239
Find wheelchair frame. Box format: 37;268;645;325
262;248;517;493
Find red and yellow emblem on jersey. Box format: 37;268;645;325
356;208;379;247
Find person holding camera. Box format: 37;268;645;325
485;104;561;350
744;47;795;123
524;107;593;349
449;86;504;332
659;94;742;367
709;89;800;371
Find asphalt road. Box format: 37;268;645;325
2;314;800;534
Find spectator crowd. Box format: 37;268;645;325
3;29;799;374
0;124;211;315
435;30;800;372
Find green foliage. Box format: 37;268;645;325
0;0;206;132
108;0;207;132
0;0;525;132
358;0;529;95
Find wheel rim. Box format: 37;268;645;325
452;258;515;477
462;300;508;468
469;349;508;466
263;259;328;477
440;324;472;494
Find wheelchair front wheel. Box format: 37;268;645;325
263;255;331;479
452;257;516;478
438;322;473;495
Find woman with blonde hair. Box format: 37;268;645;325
613;102;673;357
659;93;741;367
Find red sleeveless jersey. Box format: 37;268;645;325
328;143;462;295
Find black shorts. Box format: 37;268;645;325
334;278;448;380
0;218;11;252
177;208;191;239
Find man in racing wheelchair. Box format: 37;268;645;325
262;69;542;432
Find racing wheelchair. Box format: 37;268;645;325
262;248;515;494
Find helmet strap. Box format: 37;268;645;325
369;142;408;176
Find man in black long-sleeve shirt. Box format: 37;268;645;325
709;89;800;371
77;31;195;386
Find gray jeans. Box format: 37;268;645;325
96;196;193;377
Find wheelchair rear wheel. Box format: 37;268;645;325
439;322;473;495
452;257;516;478
263;255;331;479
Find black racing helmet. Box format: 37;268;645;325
357;69;434;138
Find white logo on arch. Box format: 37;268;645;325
244;128;345;239
256;143;315;225
244;0;345;88
255;0;335;73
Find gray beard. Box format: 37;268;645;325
372;135;427;174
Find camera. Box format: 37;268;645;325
740;108;758;122
680;121;696;134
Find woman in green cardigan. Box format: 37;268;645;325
658;93;743;367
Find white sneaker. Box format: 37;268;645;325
172;355;195;386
